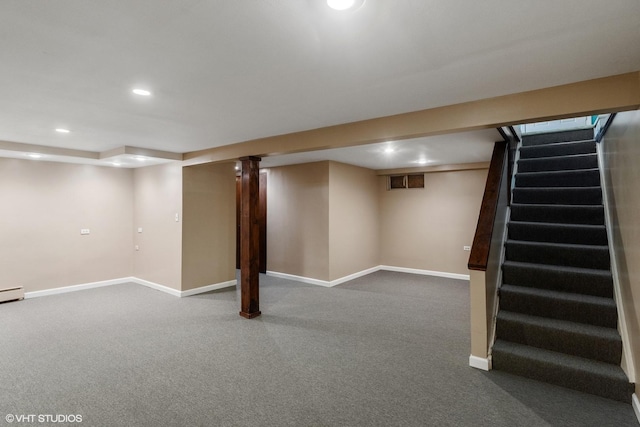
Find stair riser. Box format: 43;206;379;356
491;348;633;403
510;205;605;225
515;170;600;188
518;155;598;172
522;129;594;146
496;316;621;364
499;289;617;328
508;223;607;245
505;242;610;270
513;188;602;205
502;264;613;298
519;141;596;159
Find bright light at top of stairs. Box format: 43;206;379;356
327;0;365;11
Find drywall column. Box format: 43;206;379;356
239;156;261;319
469;270;490;369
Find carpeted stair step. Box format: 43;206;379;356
515;168;600;188
518;153;598;173
502;261;613;298
493;127;632;403
492;340;633;403
510;203;605;225
505;240;610;270
513;187;602;205
499;284;617;328
519;140;596;159
521;129;594;146
508;221;607;245
495;311;622;364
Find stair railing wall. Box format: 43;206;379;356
468;131;517;369
596;112;636;384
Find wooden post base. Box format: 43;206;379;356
239;310;262;319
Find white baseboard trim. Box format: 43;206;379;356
24;277;132;299
469;355;491;371
24;277;237;299
380;265;470;281
330;266;381;286
268;265;470;288
130;277;182;297
180;280;237;297
266;271;333;287
268;266;381;288
633;393;640;425
131;278;237;298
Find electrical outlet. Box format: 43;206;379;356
80;229;90;235
463;246;471;251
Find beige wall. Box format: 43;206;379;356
600;109;640;393
328;162;379;280
0;159;133;292
133;163;183;290
379;168;488;275
267;162;330;281
182;162;236;291
267;161;485;281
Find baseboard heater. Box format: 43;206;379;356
0;287;24;303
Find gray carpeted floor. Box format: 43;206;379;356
0;271;636;426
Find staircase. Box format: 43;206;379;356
491;128;634;403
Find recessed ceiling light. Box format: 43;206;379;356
55;128;70;133
132;88;151;96
133;156;146;161
417;159;428;165
26;153;43;159
384;147;395;154
112;162;122;167
327;0;365;11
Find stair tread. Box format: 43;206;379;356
515;168;599;177
502;260;611;276
497;310;621;340
520;140;595;150
515;186;602;191
500;284;616;308
511;203;604;208
509;220;605;230
509;204;605;225
499;284;617;327
518;152;596;162
517;153;599;173
522;128;594;145
492;340;628;379
505;239;611;269
521;138;596;146
506;239;608;250
513;187;602;205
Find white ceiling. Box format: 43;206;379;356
259;129;500;169
1;1;639;169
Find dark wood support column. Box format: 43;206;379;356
239;156;262;319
